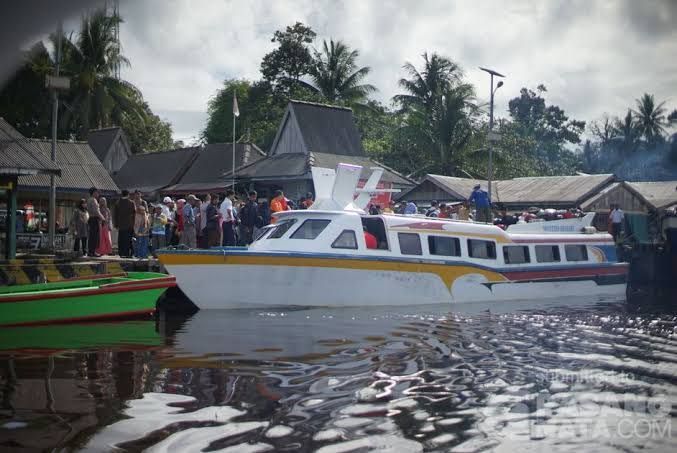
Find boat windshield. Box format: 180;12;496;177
253;224;276;242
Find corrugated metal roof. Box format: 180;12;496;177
495;174;615;206
113;147;199;192
167;143;265;191
0;118;61;176
290;101;364;157
18;139;119;193
229;151;415;186
398;173;615;207
311;152;414;185
87;127;121;162
626;181;677;209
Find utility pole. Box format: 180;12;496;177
48;21;63;251
479;67;505;204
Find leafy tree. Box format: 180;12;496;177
504;85;584;175
669;109;677;124
260;22;316;97
59;11;146;139
0;43;54;139
121;102;173;153
633;93;667;145
307;39;376;106
614;110;641;153
202;79;288;150
589;115;617;146
394;53;476;175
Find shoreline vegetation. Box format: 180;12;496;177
1;11;676;182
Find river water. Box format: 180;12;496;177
0;297;675;452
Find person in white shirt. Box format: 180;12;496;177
609;204;624;242
220;189;236;246
199;193;210;248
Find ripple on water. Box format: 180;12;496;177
1;302;676;452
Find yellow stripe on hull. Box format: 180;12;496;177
159;253;507;287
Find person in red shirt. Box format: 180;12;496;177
363;227;378;249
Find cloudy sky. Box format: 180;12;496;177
104;0;677;143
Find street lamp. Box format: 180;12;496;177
479;67;505;205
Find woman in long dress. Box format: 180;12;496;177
96;197;113;255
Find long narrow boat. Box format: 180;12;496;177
0;272;175;326
158;164;628;308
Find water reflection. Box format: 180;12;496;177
0;299;675;451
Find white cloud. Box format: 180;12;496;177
101;0;676;143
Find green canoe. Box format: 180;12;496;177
0;272;175;327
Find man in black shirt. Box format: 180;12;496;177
239;191;259;244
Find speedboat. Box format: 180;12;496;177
158;164;628;308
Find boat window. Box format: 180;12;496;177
398;233;422;255
268;219;297;239
468;239;497;259
332;230;358;249
290;219;331;239
428;236;461;257
253;225;275;242
565;244;588;261
535;245;561;263
503;245;530;264
361;217;389;250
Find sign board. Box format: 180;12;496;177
46;75;70;90
356;180;393;208
487;131;501;143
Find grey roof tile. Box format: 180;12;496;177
0;118;61;175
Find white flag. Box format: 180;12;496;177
233;92;240;117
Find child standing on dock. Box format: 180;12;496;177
134;205;150;259
150;204;167;256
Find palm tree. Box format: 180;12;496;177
394;53;476;174
307;39;376;106
394;52;463;112
59;10;145;138
614;110;641;153
633;93;667;145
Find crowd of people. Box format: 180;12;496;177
68;187;313;258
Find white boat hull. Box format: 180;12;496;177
164;264;626;309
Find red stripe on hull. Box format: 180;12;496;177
503;265;628;281
0;277;176;304
512;238;615;244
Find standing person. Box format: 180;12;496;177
220;189;236;246
468;184;491;223
457;202;470;221
199;194;211;248
133;190;148;212
404;200;418;215
302;192;314;209
239;191;259;245
609;204;624;243
150;204;167;256
205;194;221;247
438;203;449;219
86;187;103;257
114;190;136;258
161;196;174;245
174;198;185;246
134;205;150;259
181;195;198;248
270;190;289;216
194;198;203;246
96;197;113;255
258;200;271;227
426;200;440;217
383;200;396;214
69;199;89;255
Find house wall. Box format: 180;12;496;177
272;114;307;155
583;185;650;214
104;137;130;173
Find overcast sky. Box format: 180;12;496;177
105;0;677;144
